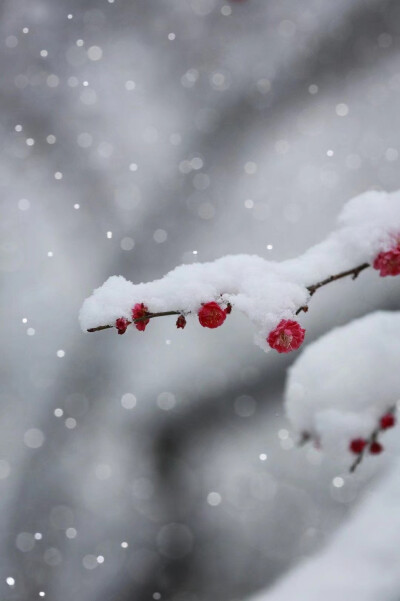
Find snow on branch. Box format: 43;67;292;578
285;312;398;472
79;190;400;353
247;311;400;601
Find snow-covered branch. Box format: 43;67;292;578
79;190;400;352
285;311;399;471
244;311;400;600
86;262;370;329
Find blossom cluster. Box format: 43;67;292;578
80;191;400;355
110;239;400;354
349;412;396;457
285;311;400;473
114;301;306;354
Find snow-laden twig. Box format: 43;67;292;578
286;312;399;471
87;311;180;332
80;190;400;351
87;262;370;332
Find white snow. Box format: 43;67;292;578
249;310;400;601
250;459;400;601
285;311;400;452
79;190;400;350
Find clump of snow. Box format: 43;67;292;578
281;189;400;284
285;311;400;451
79;255;308;351
250;458;400;601
80;190;400;351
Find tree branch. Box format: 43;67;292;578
350;405;395;473
87;311;181;333
349;430;379;474
295;262;370;315
87;262;370;332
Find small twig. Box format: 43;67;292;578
297;407;395;474
296;262;370;315
308;263;370;295
88;262;371;332
350;405;396;473
87;324;115;333
87;311;180;333
349;429;379;473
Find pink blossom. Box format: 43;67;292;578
198;302;226;329
373;244;400;277
115;317;129;335
131;303;150;331
267;319;305;353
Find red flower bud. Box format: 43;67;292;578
349;438;367;454
380;413;396;430
267;319;305;353
198;302;226;329
176;315;186;329
132;303;150;332
369;441;383;455
115;317;129;335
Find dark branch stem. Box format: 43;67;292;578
349;429;378;474
87;262;371;332
295;262;370;315
87;311;180;333
349;405;396;473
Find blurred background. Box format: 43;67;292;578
1;0;400;599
